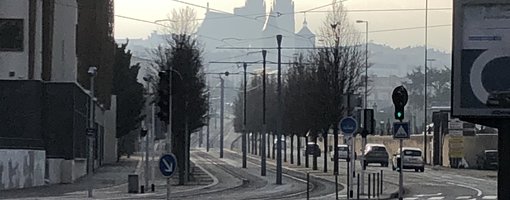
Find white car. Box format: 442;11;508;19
392;147;425;172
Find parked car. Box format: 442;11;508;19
304;142;321;157
476;150;498;170
364;144;389;167
391;147;425;172
330;144;357;161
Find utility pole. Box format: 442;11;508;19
166;55;173;200
276;35;283;185
220;76;225;158
423;0;429;165
87;66;97;198
261;50;267;176
242;63;247;168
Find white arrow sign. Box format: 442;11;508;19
162;158;173;173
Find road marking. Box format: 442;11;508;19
447;182;483;197
427;197;444;200
482;196;497;199
416;193;442;197
403;198;418;200
456;196;472;199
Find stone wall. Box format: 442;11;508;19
0;149;45;190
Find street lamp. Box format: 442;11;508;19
423;0;429;167
142;76;156;191
87;66;97;198
356;19;369;195
356;20;369;109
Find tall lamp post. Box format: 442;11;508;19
261;50;267;176
356;19;369;195
423;0;429;165
87;66;97;198
276;35;283;185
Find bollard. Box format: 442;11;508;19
373;173;376;198
141;185;145;194
377;173;380;198
368;173;371;199
380;170;384;194
307;172;310;200
151;184;155;192
357;174;360;200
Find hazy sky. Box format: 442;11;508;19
115;0;453;51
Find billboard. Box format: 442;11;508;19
452;0;510;117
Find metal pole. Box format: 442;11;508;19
276;35;283;185
87;69;95;198
347;138;351;200
261;50;267;176
145;126;150;188
368;173;371;199
206;92;210;152
307;172;310;200
357;174;360;200
399;139;403;200
166;58;173;200
423;0;429;165
242;63;247;168
220;76;224;158
361;20;369;195
151;99;156;184
364;21;369;109
372;173;376;198
380;170;384;193
377;172;380;198
336;174;339;200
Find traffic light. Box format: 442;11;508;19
157;70;170;124
392;86;408;121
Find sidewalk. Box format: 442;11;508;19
234;149;400;200
1;153;217;200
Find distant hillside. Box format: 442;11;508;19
369;43;451;77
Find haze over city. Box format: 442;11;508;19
115;0;453;51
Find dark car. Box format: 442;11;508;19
304;142;321;157
364;144;389;167
476;150;498;170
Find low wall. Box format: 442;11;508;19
0;149;45;190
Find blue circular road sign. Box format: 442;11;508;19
339;117;358;136
159;154;177;177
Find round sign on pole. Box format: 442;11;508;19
159;154;177;177
339;117;358;137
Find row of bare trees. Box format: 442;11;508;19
232;2;367;172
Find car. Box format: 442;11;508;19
304;142;321;157
392;147;425;172
364;144;389;167
476;150;498;170
330;144;356;161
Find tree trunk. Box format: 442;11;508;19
290;134;294;164
305;136;309;168
323;129;328;173
297;136;301;166
284;135;287;162
267;132;271;158
272;133;275;159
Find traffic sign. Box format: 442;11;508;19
159;154;177;177
339;117;358;137
452;1;510;117
393;122;410;139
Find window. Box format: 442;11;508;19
0;19;24;51
404;150;422;156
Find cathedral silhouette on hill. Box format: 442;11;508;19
198;0;315;56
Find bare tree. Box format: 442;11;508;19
163;6;199;35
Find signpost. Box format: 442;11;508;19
159;154;177;199
339;117;358;199
452;1;510;198
392;86;408;200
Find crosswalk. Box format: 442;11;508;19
403;195;497;200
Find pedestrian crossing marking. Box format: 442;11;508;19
456;196;472;199
404;198;419;200
427;197;444;200
482;196;497;199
